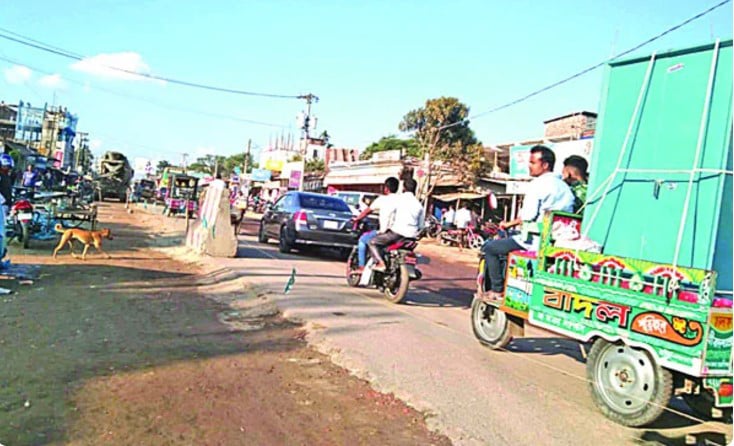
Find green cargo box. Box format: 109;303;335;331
584;40;732;292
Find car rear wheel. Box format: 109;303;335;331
278;226;292;253
257;222;268;243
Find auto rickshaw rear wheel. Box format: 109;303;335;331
587;339;672;427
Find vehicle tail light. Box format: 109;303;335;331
405;255;417;265
12;200;33;212
293;210;308;229
719;383;733;397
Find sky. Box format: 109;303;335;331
0;0;731;165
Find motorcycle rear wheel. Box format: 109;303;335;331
383;264;410;304
20;223;30;249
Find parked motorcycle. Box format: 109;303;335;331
6;197;34;249
425;215;442;239
345;220;423;304
440;224;484;251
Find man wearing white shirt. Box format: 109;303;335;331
353;177;399;270
482;145;575;301
453;204;472;250
368;178;424;272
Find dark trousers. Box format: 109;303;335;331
368;230;403;265
482;237;523;292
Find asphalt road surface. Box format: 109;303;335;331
210;218;732;445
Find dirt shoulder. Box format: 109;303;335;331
0;203;450;446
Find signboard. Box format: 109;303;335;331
263;159;284;171
251;168;272;182
371;149;402;162
509;145;535;178
505;180;530;194
289;169;303;189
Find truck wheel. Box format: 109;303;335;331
587;339;672;427
471;298;521;349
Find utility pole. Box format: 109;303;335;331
297;93;318;192
243;138;251;174
297;93;319;143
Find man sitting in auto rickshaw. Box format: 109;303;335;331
481;145;575;302
562;155;589;214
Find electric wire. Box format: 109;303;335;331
0;28;302;99
0;54;289;129
438;0;732;132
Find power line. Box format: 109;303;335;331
439;0;731;131
0;27;302;99
0;54;289;129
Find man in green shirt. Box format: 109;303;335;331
563;155;588;214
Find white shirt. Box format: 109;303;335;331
454;208;472;229
443;209;455;224
513;172;575;250
369;194;398;233
390;192;425;238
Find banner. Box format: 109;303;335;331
288;169;302;189
251;168;272;182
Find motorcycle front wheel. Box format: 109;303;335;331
345;249;361;287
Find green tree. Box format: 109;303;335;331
156;159;171;174
360;135;421;160
305;158;325;173
398;97;482;198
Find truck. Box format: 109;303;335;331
95;151;134;202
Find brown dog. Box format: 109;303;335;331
53;224;113;260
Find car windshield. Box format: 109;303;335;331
299;195;350;212
335;193;360;206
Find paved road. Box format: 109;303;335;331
211;218;731;445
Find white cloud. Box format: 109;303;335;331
89;139;103;151
38;73;66;89
4;65;32;84
71;52;158;82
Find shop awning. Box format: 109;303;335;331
432;191;488;202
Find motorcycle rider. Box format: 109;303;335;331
368;177;424;272
353;177;400;272
481;145;575;301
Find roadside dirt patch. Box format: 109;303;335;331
0;203;450;445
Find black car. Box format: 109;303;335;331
258;191;359;254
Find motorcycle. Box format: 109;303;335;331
440;224;484;251
425;215;442;238
6;197;34;249
345;220;423;304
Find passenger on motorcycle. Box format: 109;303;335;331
352;177;400;272
481;145;575;302
454;203;472;251
368;178;424;272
